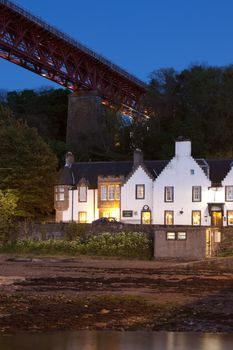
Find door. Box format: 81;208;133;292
211;211;222;227
141;210;151;224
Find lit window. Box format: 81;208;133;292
115;185;120;200
136;185;145;199
166;232;176;240
78;211;87;223
177;232;187;240
227;211;233;226
108;185;115;201
192;186;201;202
226;186;233;201
165;187;174;202
192;210;201;225
79;186;87;202
55;186;65;201
101;185;107;201
165;211;174;225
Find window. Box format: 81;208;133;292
55;186;65;201
227;211;233;226
192;186;201;202
190;169;195;175
177;232;187;240
165;211;174;225
79;186;87;202
226;186;233;201
164;187;174;202
166;232;176;240
108;185;115;201
166;232;187;240
115;185;120;200
78;211;87;223
192;210;201;226
136;185;145;199
101;185;107;201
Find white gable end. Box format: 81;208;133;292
121;165;153;224
153;145;211;225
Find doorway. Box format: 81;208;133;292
211;211;222;227
141;210;151;224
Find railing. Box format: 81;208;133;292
0;0;147;89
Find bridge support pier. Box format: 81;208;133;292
66;90;103;154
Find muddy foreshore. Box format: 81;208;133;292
0;255;233;333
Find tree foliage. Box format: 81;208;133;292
0;106;58;219
0;190;18;242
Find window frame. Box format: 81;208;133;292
164;186;174;202
227;210;233;226
177;232;187;240
166;232;176;240
55;186;65;201
115;185;120;201
192;186;201;202
164;210;174;225
108;185;115;201
78;186;87;202
192;210;201;226
135;184;145;200
100;185;107;201
225;186;233;202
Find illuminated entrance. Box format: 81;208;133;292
141;205;151;224
211;211;222;227
208;203;224;227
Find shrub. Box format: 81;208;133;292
0;232;153;259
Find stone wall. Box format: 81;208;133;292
17;222;155;240
154;226;207;260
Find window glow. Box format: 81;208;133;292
192;211;201;225
165;211;173;225
78;211;87;223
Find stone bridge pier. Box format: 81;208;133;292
66;90;103;152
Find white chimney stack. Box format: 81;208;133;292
175;137;191;158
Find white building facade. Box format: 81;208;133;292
55;139;233;228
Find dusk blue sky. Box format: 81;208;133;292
1;0;233;90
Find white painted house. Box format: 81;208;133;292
55;138;233;229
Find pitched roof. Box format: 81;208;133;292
57;159;233;188
206;159;232;186
58;160;168;188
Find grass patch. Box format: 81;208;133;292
0;232;153;259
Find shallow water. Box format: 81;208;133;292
0;331;233;350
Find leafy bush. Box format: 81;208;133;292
0;232;153;259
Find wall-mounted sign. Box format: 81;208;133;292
122;210;133;217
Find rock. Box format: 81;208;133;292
100;308;110;314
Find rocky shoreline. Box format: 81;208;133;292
0;256;233;333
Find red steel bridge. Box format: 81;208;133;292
0;0;148;114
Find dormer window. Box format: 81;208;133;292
55;186;65;201
79;186;87;202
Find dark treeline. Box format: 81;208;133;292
2;64;233;163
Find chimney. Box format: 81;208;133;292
65;152;75;168
175;137;191;158
133;149;144;167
